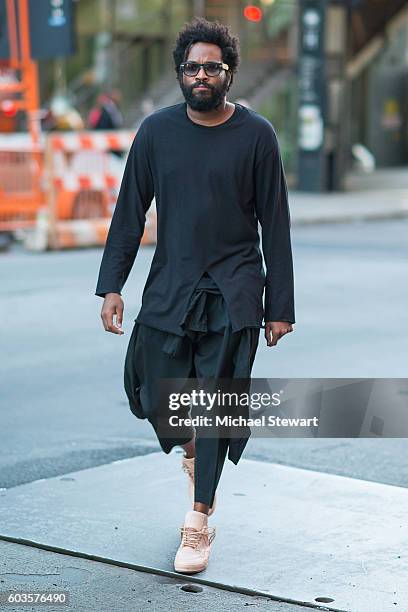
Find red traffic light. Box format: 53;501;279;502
243;5;263;22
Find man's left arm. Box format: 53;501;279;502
254;131;295;347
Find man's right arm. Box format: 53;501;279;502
95;120;154;300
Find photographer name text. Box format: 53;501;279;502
168;415;319;428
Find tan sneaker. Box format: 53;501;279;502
182;455;217;516
174;510;216;574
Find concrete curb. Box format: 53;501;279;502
291;208;408;226
0;535;348;612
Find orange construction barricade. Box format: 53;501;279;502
23;129;157;250
0;134;44;240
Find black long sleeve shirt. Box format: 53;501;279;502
95;102;295;336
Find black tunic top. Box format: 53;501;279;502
95;102;295;336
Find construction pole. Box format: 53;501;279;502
6;0;19;69
4;1;42;194
18;0;41;149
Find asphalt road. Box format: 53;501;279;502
1;219;407;490
0;540;324;612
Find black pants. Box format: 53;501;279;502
124;290;260;507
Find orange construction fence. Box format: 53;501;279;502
0;136;43;232
0;130;157;250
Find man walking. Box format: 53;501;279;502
95;18;295;574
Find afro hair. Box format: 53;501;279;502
173;17;240;88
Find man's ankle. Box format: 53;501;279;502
194;503;209;515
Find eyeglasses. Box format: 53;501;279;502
179;61;230;77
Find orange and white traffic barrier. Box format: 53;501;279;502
49;131;135;152
25;129;157;251
0;135;45;234
25;204;157;251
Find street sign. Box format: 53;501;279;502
0;0;76;60
297;0;327;191
0;2;9;59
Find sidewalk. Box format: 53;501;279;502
1;450;407;612
288;167;408;225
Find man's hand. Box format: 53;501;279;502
265;321;293;347
101;293;124;335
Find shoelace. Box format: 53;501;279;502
180;526;216;549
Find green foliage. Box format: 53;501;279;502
256;74;298;172
265;0;296;39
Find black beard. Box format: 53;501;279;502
179;79;229;111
